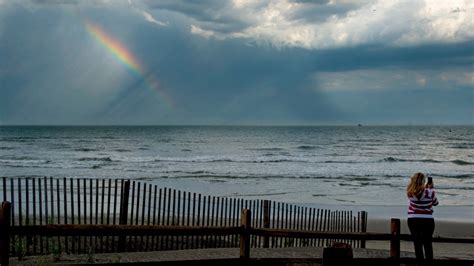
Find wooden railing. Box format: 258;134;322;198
1;202;473;266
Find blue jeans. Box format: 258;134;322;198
408;218;435;265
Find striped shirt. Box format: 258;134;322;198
407;188;439;218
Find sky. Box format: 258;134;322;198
0;0;473;125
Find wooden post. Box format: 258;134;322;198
240;209;251;259
263;200;270;248
390;218;400;263
118;180;130;252
1;201;12;266
360;211;367;248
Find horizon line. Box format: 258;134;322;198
1;123;473;127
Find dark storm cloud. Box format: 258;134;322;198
143;0;361;35
0;1;472;125
30;0;80;4
143;0;253;34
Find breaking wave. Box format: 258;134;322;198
382;157;472;165
78;157;113;162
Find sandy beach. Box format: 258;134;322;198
367;218;474;260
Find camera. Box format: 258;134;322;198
427;176;433;185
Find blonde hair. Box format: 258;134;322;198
407;172;426;197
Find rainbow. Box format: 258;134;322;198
85;19;173;109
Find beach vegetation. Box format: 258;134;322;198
35;255;51;266
14;236;27;260
87;245;95;263
49;238;62;262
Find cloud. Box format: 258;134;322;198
439;71;474;87
140;10;168;26
145;0;474;50
416;74;427;87
190;24;217;39
315;68;474;91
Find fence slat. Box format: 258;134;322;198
316;209;323;247
139;183;146;250
192;193;197;249
9;179;14;227
231;198;236;247
89;179;93;225
203;195;208;247
180;190;185;250
186;192;191;249
89;179;94;251
160;188;166;249
100;179;105;253
18;179;22;227
56;179;61;254
211;196;215;247
157;188;162;250
62;178;68;253
280;202;286;248
172;189;177;249
166;188;172;249
69;178;74;253
224;197;229;247
130;181;135;226
111;179;118;252
95;179;100;227
308;208;313;246
325;209;330;246
96;179;103;252
361;211;367;248
108;179;112;226
50;177;54;226
315;208;320;246
26;179;30;226
106;179;112;252
76;179;81;252
146;184;152;251
118;180;130;252
32;178;37;254
152;185;158;250
113;180;119;226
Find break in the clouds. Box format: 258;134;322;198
0;0;472;125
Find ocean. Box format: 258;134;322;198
1;126;473;220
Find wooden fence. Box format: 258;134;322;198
1;204;473;266
0;177;367;255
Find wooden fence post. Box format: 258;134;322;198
263;200;270;248
118;181;130;252
0;201;12;266
360;211;367;248
240;209;251;259
390;218;400;263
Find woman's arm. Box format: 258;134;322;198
431;190;439;206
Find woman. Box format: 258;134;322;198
407;172;439;265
